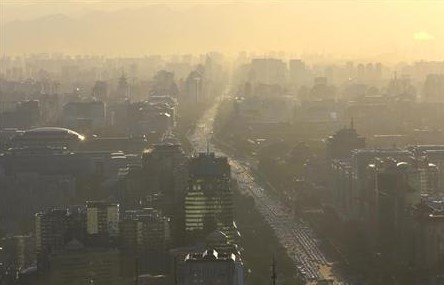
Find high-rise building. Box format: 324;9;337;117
366;158;421;252
413;147;444;193
86;201;119;241
120;208;171;277
62;101;106;131
0;235;35;274
125;100;176;137
185;70;204;103
415;197;444;270
142;141;187;215
249;58;287;86
141;140;187;245
43;239;121;285
35;209;69;255
289;59;308;87
185;152;234;242
423;74;444;102
351;149;411;220
35;207;87;256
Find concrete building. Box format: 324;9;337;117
62;101;106;131
234;95;296;125
366;158;422;263
185;153;235;242
35;207;87;256
329;144;444;276
86;202;119;242
0;100;40;129
330;159;353;219
415;197;444;270
126;100;175;137
423;74;444;102
120;208;171;277
185;70;204;103
35;209;69;255
350;149;411;220
249;58;287;86
413;146;444;193
0;235;35;273
43;239;121;285
289;59;309;87
309;77;336;100
142;141;187;217
177;249;243;285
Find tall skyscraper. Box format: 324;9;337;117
365;158;422;269
142;141;188;216
185;152;234;242
142;141;188;245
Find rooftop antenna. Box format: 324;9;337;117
271;255;277;285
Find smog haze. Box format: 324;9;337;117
2;1;444;60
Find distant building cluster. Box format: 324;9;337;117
4;51;444;284
0;53;241;285
318;125;444;282
0;132;242;284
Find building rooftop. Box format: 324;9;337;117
185;249;236;263
19;127;85;141
86;201;119;208
189;152;230;178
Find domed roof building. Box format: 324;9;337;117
12;127;85;151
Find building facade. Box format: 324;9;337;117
177;249;243;285
185;153;235;242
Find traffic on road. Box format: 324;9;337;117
189;101;349;284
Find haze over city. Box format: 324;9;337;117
2;1;444;285
2;1;444;60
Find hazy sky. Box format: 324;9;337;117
1;1;443;60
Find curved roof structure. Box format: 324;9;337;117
21;127;85;141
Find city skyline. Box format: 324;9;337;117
1;1;444;60
2;2;444;284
